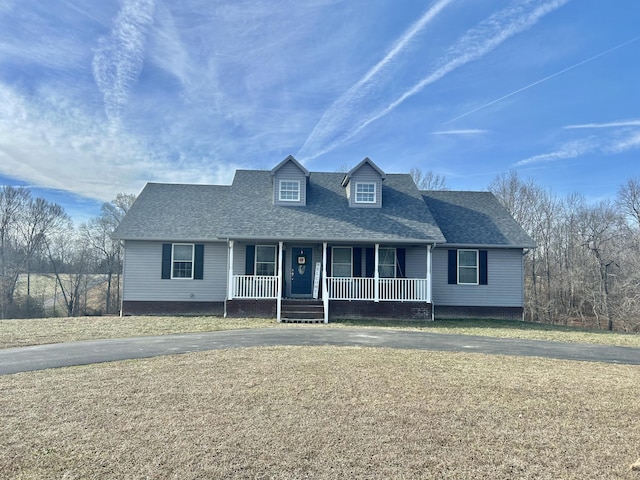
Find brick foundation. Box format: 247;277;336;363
121;301;224;316
226;299;277;318
329;301;432;321
434;305;523;321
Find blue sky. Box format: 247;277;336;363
1;0;639;223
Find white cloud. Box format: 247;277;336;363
563;120;640;129
0;84;238;202
431;129;489;135
515;129;640;167
92;0;156;124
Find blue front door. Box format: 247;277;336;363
291;247;313;296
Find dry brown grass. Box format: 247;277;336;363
0;315;275;349
3;315;640;350
1;347;639;479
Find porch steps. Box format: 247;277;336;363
280;299;325;322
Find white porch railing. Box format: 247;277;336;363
233;275;278;299
327;277;429;301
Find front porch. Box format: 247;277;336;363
226;240;433;322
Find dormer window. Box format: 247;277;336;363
355;182;376;204
279;180;300;202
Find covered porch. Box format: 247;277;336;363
225;240;433;322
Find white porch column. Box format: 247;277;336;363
374;243;380;302
427;244;432;304
322;242;329;323
227;240;234;301
277;241;284;322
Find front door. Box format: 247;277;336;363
291;247;313;296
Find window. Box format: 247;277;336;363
332;247;352;277
378;248;396;278
355;182;376;203
458;249;478;285
279;180;300;202
255;245;277;276
172;244;194;279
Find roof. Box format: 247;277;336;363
113;169;534;249
421;190;536;248
113;171;444;243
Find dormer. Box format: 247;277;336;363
270;155;310;206
341;157;386;208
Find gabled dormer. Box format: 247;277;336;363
270;155;310;206
341;157;386;208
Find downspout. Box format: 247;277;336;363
427;243;434;321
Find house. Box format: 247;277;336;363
113;156;535;322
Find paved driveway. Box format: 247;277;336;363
1;327;639;375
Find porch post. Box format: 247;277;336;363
322;241;329;323
426;244;432;304
277;241;283;322
227;240;234;301
374;243;380;302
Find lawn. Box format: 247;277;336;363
1;347;639;479
2;315;640;349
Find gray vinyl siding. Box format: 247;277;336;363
405;247;428;278
272;161;307;206
431;247;524;307
123;240;228;302
346;163;383;208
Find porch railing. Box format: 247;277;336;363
233;275;278;299
327;277;429;301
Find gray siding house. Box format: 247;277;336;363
113;156;535;321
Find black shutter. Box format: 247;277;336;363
161;243;172;279
326;247;332;277
365;248;374;278
194;244;204;280
479;250;488;285
396;248;406;278
353;247;362;277
245;245;255;275
448;249;457;284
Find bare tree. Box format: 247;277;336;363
617;177;640;229
410;167;448;190
82;193;136;314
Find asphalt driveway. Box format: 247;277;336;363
1;327;639;375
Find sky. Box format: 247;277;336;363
1;0;639;223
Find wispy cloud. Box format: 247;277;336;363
431;129;489;135
92;0;156;125
297;0;454;161
563;119;640;129
515;129;640;166
299;0;570;161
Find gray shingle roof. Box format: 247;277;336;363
113;172;534;248
421;190;536;248
222;171;444;243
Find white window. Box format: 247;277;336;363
332;247;352;277
279;180;300;202
355;182;376;203
255;245;277;276
458;250;479;285
172;244;194;279
378;247;396;278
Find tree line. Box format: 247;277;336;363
3;171;640;331
488;172;640;332
0;187;135;319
